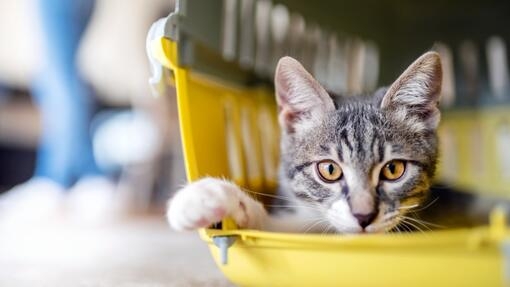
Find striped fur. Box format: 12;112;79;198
275;53;442;233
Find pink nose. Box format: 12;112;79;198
353;212;376;228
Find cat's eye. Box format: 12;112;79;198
381;160;406;181
316;160;343;182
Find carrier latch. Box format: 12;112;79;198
213;235;238;265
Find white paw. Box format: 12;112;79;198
167;178;266;231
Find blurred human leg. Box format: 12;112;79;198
33;0;100;188
0;0;103;227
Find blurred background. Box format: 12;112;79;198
156;0;510;198
1;0;510;285
0;0;185;211
0;0;233;286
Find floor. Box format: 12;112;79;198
0;215;233;287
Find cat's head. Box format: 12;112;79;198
275;52;442;233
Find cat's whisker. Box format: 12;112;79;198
375;214;400;233
402;214;440;228
373;215;405;234
243;189;295;202
385;220;401;234
398;204;420;210
399;215;429;230
404;197;440;213
401;223;413;233
402;217;432;232
391;223;402;234
382;211;399;220
399;215;444;229
319;223;329;235
324;222;339;235
298;215;327;232
398;217;425;233
264;204;323;212
385;224;399;234
302;218;328;234
325;224;335;235
245;191;327;214
395;221;411;233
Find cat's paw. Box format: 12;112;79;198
167;177;266;231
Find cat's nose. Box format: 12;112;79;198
353;212;377;229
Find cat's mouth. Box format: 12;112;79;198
364;219;400;233
326;208;401;234
363;210;401;233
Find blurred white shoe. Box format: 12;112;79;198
67;176;120;226
0;177;65;229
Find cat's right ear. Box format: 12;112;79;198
380;52;442;131
275;57;335;134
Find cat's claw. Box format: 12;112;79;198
167;177;266;231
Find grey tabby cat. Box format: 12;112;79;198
167;51;442;234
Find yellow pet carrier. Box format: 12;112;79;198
147;1;510;286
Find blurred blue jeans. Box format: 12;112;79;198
32;0;100;187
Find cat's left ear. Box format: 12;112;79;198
381;52;442;131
